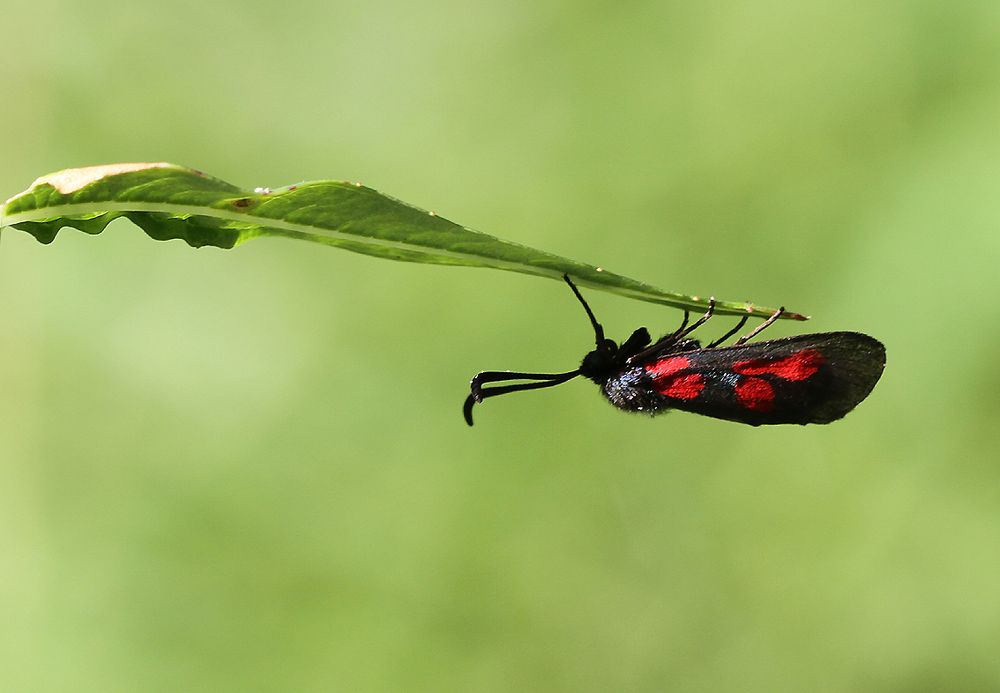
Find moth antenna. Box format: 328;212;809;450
464;369;579;426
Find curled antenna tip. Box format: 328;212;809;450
463;395;477;426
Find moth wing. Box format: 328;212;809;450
648;332;885;425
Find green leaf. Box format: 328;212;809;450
1;163;805;319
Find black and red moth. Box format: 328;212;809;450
463;275;885;426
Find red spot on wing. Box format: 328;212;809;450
733;348;824;382
645;356;704;400
735;376;775;412
661;373;705;400
646;356;691;378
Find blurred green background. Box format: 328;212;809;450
2;1;999;691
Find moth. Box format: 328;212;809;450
463;275;885;426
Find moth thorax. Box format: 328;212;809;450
602;367;663;413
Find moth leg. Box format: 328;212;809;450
676;298;715;340
672;310;690;338
706;314;749;348
734;306;785;345
626;299;715;364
